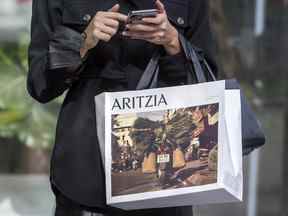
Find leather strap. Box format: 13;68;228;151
136;32;216;90
136;49;161;90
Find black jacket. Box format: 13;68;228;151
27;0;216;212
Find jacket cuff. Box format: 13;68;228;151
158;50;187;80
159;51;186;65
48;25;84;70
49;50;82;70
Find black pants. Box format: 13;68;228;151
54;185;193;216
54;186;108;216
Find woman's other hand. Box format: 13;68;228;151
80;4;128;57
122;0;181;55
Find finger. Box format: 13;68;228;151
123;30;156;38
98;23;117;36
126;23;158;32
130;37;161;45
123;30;154;39
103;12;128;22
155;0;165;13
102;18;119;28
141;14;164;25
108;4;120;12
144;38;162;45
94;30;111;42
126;30;165;38
130;35;156;40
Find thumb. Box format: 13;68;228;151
155;0;165;13
109;4;120;12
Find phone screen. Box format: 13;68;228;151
127;9;159;24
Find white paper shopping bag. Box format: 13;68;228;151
95;80;242;210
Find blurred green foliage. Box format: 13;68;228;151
0;33;63;149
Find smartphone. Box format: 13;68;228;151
127;9;159;24
117;9;159;36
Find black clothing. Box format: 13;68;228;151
54;184;192;216
199;116;218;150
27;0;216;213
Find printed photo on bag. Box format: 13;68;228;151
111;103;219;196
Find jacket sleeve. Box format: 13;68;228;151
27;0;86;104
159;0;218;81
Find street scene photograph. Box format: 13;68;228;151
111;103;219;196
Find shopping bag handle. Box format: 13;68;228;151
179;33;217;82
136;33;216;90
136;50;161;90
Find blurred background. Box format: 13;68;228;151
0;0;287;215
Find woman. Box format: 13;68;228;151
27;0;216;215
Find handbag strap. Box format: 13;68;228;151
178;33;207;83
136;33;217;90
136;49;161;90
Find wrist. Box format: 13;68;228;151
80;31;88;58
80;46;89;59
163;28;181;55
80;30;98;58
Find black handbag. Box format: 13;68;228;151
136;33;266;155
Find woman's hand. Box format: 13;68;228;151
122;0;181;55
80;4;128;57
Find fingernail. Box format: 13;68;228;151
122;31;127;36
126;24;130;29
